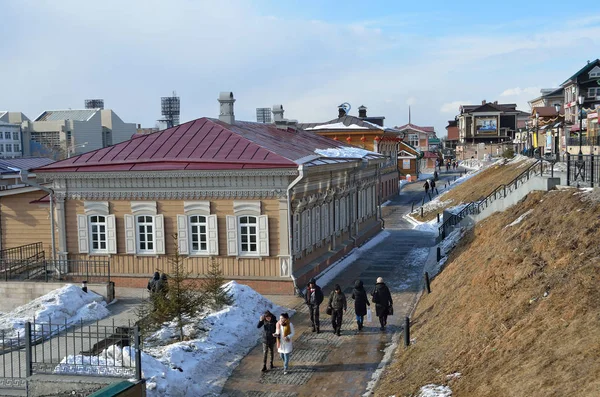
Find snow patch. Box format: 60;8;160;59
305;122;369;130
315;147;378;159
417;384;453;397
505;209;533;228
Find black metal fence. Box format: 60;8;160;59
566;153;600;187
0;242;46;281
48;259;111;283
438;160;545;241
566;136;600;147
0;330;27;392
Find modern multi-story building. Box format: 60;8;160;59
21;108;136;158
0;121;23;158
256;107;272;123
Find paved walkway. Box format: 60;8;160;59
221;169;464;397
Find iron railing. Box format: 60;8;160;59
438;159;545;241
0;331;27;392
25;319;141;380
566;153;600;187
0;242;44;263
48;259;111;283
566;136;600;147
0;242;47;281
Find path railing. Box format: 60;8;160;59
438;159;546;241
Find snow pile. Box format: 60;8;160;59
417;384;453;397
393;248;430;290
504;209;533;228
0;284;109;340
305;122;369;130
460;159;485;170
54;281;293;396
315;231;390;288
315;147;378;159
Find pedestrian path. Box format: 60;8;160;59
220;170;464;397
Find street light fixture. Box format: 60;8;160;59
67;142;88;158
578;95;585;156
535;112;539;158
554;103;562;160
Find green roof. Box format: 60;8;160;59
561;59;600;86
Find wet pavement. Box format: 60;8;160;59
221;169;464;397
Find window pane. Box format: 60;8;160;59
93;242;98;249
92;225;98;233
200;225;206;233
147;226;153;233
100;242;106;249
240;216;247;223
249;227;256;234
139;234;145;242
241;235;247;243
250;235;256;243
147;234;153;242
147;242;153;250
192;242;199;251
200;242;207;250
250;244;257;251
190;216;197;223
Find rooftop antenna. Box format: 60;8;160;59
85;99;104;109
160;91;180;128
409;105;411;124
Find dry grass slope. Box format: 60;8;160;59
377;189;600;397
419;158;536;222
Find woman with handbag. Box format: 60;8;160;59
371;277;393;331
351;280;370;331
327;284;347;336
274;313;294;374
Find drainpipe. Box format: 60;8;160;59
287;165;305;296
19;170;56;263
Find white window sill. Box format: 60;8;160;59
236;255;264;260
87;253;111;257
134;254;160;258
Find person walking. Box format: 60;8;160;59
147;272;160;294
304;278;324;333
423;179;430;195
275;313;294;374
257;310;277;372
351;280;370;331
327;284;347;336
372;277;393;331
430;178;436;195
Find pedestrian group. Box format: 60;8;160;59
256;276;393;375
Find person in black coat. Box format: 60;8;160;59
351;280;370;331
371;277;393;331
327;284;347;336
304;278;324;333
257;310;277;372
147;272;160;293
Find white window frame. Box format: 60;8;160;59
408;133;419;147
13;143;20;152
78;202;116;255
238;215;258;255
125;201;165;255
136;215;156;254
189;215;209;254
89;215;108;254
12;131;18;141
226;201;269;257
177;201;218;256
588;87;600;98
3;132;9;140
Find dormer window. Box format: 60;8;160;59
589;66;600;78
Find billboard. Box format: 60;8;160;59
476;117;497;133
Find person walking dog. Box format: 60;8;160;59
257;310;277;372
372;277;393;331
304;278;324;333
351;280;370;331
327;284;347;336
274;313;294;374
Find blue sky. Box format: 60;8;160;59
2;0;600;136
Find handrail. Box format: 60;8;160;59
438;159;544;239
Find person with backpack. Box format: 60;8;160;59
257;310;277;372
304;278;324;333
371;277;393;331
327;284;347;336
351;280;370;331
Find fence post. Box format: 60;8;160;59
437;213;440;223
424;272;431;294
134;325;142;381
436;247;441;262
567;152;571;186
421;207;424;218
411;202;414;212
591;154;595;188
25;322;32;377
404;317;410;347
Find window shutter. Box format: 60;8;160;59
106;214;117;254
293;213;300;254
334;200;340;233
314;206;321;244
77;214;89;254
207;214;219;255
124;214;136;254
258;215;269;256
329;201;334;236
154;214;165;254
306;210;312;248
226;215;238;256
177;215;189;255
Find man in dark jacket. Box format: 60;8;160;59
147;272;160;293
372;277;393;331
327;284;347;336
305;278;324;333
155;273;168;296
257;310;277;372
351;280;370;331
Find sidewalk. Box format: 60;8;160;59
220;174;462;397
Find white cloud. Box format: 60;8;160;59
500;87;540;97
440;101;467;114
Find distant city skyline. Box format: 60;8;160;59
2;0;600;136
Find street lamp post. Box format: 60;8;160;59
554;103;562;161
67;142;88;158
535;112;539;158
578;95;585;156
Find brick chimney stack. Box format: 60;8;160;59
358;105;367;118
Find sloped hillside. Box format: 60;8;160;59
378;188;600;396
418;157;536;222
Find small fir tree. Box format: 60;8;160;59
201;257;233;308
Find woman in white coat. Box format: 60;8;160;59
274;312;295;374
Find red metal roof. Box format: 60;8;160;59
35;118;353;173
395;123;435;133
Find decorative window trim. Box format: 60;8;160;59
177;212;218;256
84;201;109;216
77;212;116;254
124;212;165;255
233;201;261;216
184;201;210;215
131;201;157;215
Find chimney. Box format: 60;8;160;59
493;101;498;105
218;92;235;124
358;105;367;118
338;105;346;118
481;100;486;105
137;124;141;129
272;104;284;122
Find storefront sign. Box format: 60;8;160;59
402;159;411;169
476;118;497;133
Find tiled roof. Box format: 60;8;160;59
533;107;563;117
34;117;361;173
395;123;435;133
35;109;98;122
0;157;55;174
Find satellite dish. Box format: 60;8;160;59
339;102;351;115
